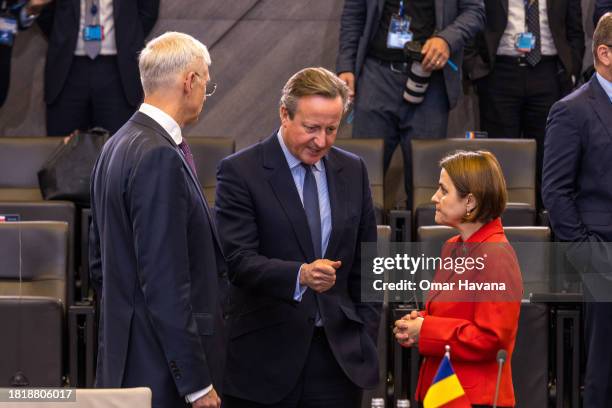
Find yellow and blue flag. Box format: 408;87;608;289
423;348;470;408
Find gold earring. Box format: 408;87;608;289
466;208;471;216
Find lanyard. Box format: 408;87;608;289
90;1;98;17
398;0;404;18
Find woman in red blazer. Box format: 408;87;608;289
394;150;523;407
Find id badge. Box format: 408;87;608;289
515;32;535;53
83;25;103;41
0;16;18;47
387;14;413;49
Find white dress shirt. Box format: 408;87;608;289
137;103;212;404
497;0;558;57
74;0;117;56
138;103;182;145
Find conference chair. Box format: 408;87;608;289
0;138;78;304
411;139;537;233
188;137;235;206
335;138;385;223
0;137;62;201
0;201;77;303
361;225;392;408
416;225;552;296
0;221;68;387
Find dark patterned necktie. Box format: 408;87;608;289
525;0;542;66
84;0;101;59
302;164;322;259
178;139;198;178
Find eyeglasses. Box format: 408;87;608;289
193;72;217;97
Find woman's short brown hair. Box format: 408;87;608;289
440;150;508;223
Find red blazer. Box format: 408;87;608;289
413;218;523;407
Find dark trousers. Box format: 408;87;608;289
583;302;612;407
46;56;135;136
0;44;11;108
352;57;449;209
223;328;361;408
476;56;564;207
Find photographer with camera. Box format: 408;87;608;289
336;0;484;208
0;0;50;107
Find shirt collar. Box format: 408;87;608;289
139;103;183;145
460;218;504;243
596;72;612;103
276;129;323;172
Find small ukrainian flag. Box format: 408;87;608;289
423;346;470;408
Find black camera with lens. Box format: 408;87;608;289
402;40;431;104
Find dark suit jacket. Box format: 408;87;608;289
542;74;612;298
594;0;612;25
542;74;612;243
336;0;485;109
37;0;159;106
89;112;228;407
464;0;585;83
215;133;380;403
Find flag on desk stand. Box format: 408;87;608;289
423;345;470;408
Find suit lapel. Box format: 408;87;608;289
73;0;81;21
588;75;612;142
377;0;385;16
323;151;346;260
501;0;508;15
546;0;555;22
112;0;121;19
263;134;315;261
130;112;224;251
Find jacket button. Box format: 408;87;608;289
175;374;182;380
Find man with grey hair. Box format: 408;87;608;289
215;67;380;407
543;13;612;408
89;31;227;408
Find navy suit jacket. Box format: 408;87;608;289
335;0;485;109
215;133;380;403
594;0;612;25
542;74;612;243
89;112;228;407
542;75;612;298
37;0;159;106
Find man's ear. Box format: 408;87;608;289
184;72;195;94
279;105;289;124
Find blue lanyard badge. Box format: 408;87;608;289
83;1;102;42
515;0;536;52
387;1;412;49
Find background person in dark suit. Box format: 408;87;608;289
37;0;159;135
215;67;380;408
542;13;612;408
464;0;585;202
89;32;226;408
336;0;485;208
594;0;612;24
